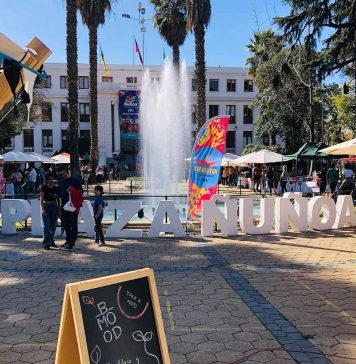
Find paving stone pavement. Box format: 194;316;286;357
0;228;356;363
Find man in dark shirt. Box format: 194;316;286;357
58;168;83;250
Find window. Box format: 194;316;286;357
209;105;219;118
79;103;90;122
262;134;269;146
23;129;34;149
226;105;236;124
243;105;253;124
209;79;219;91
3;137;15;150
42;130;53;148
60;76;68;89
226;131;235;150
243;131;253;147
61;102;68;122
61;130;69;149
126;77;137;84
41;104;52;122
43;75;51;88
192;78;197;92
244;79;254;92
192;105;196;124
79;76;89;89
80;130;91;138
227;79;236;92
102;76;113;83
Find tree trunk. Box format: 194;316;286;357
194;24;207;131
172;44;180;69
66;0;80;178
89;25;99;174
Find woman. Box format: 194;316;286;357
339;163;354;195
40;175;60;250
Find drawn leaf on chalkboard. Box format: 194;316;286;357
144;331;153;342
82;296;95;307
90;345;101;364
132;330;144;342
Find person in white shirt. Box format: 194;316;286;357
339;164;354;195
26;165;37;194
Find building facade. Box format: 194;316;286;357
5;63;260;165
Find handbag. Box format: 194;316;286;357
63;191;76;212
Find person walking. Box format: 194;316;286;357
252;165;261;192
339;163;354;195
266;166;274;196
326;163;339;197
280;165;289;195
58;168;83;251
40;175;60;250
93;185;105;247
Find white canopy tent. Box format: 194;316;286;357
221;153;240;166
28;152;56;163
320;138;356;155
0;150;39;162
234;150;289;164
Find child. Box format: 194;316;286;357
93;185;105;246
4;177;15;196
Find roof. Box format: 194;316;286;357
287;142;332;159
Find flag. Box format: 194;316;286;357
135;38;144;65
100;46;110;73
187;115;230;221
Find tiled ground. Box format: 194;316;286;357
0;228;356;363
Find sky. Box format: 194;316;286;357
1;0;291;67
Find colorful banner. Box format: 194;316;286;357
187;115;230;221
118;90;140;140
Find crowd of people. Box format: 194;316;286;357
219;163;356;197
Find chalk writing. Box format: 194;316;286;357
117;286;149;320
96;301;122;343
132;331;160;364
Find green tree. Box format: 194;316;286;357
151;0;188;68
246;29;282;77
186;0;211;130
0;86;52;151
66;0;80;178
242;144;281;156
77;0;114;173
275;0;356;79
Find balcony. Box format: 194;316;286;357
42;147;53;154
98;82;138;92
24;147;34;152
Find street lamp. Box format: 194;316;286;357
122;2;150;66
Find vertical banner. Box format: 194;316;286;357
187;115;230;221
118;90;140;140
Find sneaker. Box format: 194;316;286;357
60;242;69;248
95;240;99;244
50;243;59;249
99;242;106;247
62;245;75;251
43;246;51;251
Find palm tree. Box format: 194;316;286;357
77;0;113;174
66;0;80;178
151;0;188;68
246;29;282;77
185;0;211;130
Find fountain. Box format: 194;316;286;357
140;60;191;197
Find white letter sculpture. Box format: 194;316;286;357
30;199;43;236
240;198;275;234
333;195;356;228
1;199;31;234
78;200;95;237
106;200;142;238
308;196;336;230
201;195;237;237
275;196;308;233
147;200;185;238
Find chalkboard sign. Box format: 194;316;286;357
55;269;170;364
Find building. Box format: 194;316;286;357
4;63;260;165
